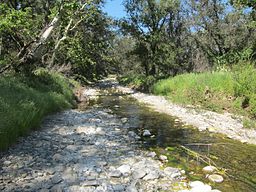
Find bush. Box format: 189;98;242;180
0;70;75;151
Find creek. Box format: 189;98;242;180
92;86;256;192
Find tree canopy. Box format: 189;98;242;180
0;0;255;81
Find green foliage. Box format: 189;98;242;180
233;63;256;97
0;3;33;34
0;70;75;151
121;0;189;77
231;0;256;9
215;47;254;66
152;63;256;118
233;63;256;117
153;72;234;111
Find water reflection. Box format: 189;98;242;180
97;92;256;192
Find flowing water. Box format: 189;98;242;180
91;87;256;192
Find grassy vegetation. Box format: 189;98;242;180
152;63;256;122
0;69;76;151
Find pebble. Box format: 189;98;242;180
51;175;63;184
147;151;157;158
121;118;128;123
159;155;168;162
109;170;122;178
3;161;12;166
208;174;224;183
143;130;151;137
82;180;99;186
112;184;126;191
132;169;147;179
117;165;131;175
164;167;181;178
189;181;212;192
50;184;64;192
143;170;160;180
202;166;217;174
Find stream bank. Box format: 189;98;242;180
0;81;200;192
1;78;256;192
114;79;256;145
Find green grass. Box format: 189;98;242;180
0;69;76;151
152;63;256;121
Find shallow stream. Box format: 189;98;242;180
90;88;256;192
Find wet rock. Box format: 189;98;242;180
143;170;160;180
147;151;157;158
117;165;131;175
132;169;147;179
50;184;64;192
189;181;204;188
143;130;151;137
52;154;63;162
164;167;181;178
112;184;126;191
189;181;212;192
51;175;63;184
202;166;217;174
66;145;77;151
128;131;137;137
159;155;168;162
208;174;224;183
126;182;138;192
3;160;12;166
82;180;99;187
39;188;49;192
121;118;128;123
109;170;122;178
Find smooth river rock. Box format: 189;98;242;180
208;174;224;183
202;166;217;174
143;130;151;136
189;180;212;192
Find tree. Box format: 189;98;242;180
121;0;189;77
184;0;255;68
0;0;113;81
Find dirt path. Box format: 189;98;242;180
115;79;256;145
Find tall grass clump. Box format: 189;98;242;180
0;68;75;151
152;63;256;119
153;72;234;111
233;63;256;118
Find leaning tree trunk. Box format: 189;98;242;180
49;3;88;68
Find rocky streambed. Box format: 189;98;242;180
0;79;256;192
0;83;217;192
116;83;256;145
